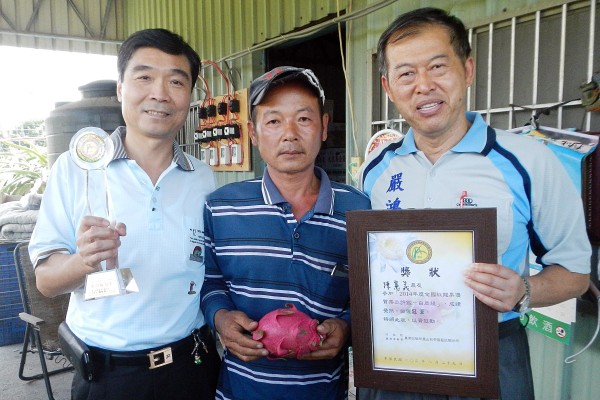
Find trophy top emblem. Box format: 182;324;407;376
69;127;114;170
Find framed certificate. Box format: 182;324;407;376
347;208;498;398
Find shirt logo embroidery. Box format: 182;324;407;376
189;245;204;262
386;197;401;210
387;173;405;193
457;191;478;208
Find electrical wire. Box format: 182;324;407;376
212;0;398;64
337;0;358;160
195;75;211;134
224;60;242;92
564;282;600;363
198;74;211;103
201;59;232;99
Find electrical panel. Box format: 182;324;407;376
192;60;251;172
194;87;251;172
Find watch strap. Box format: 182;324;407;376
512;276;531;313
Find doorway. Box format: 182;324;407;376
266;27;347;182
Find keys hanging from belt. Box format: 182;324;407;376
191;329;208;365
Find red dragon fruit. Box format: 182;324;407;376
252;303;326;359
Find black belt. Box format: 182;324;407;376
90;325;212;369
499;318;524;339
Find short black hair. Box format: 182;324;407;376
377;7;471;77
117;28;200;91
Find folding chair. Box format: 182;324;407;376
14;241;73;400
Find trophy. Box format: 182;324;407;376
69;127;139;300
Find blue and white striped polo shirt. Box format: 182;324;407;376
200;166;370;400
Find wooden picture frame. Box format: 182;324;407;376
347;208;499;398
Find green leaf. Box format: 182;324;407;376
0;135;48;196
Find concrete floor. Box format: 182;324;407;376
0;342;72;400
0;340;357;400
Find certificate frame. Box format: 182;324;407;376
347;208;498;398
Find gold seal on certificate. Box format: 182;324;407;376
69;127;139;300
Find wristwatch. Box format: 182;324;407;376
512;277;531;314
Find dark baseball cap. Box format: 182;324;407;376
249;66;325;115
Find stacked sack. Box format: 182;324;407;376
0;193;41;240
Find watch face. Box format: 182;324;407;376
519;296;531;314
517;276;531;314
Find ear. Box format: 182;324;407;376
464;57;475;87
321;113;329;142
116;80;123;102
381;75;393;104
247;121;258;146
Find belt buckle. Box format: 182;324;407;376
148;347;173;369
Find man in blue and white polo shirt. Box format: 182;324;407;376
359;7;591;400
200;66;370;400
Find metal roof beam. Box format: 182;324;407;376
100;0;113;39
66;0;96;37
25;0;45;32
0;6;17;31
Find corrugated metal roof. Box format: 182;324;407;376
124;0;349;61
0;0;124;54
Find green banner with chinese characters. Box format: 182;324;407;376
521;310;572;344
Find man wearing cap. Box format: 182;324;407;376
200;66;370;399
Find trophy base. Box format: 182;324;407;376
84;268;139;301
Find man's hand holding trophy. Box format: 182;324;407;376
69;127;139;300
